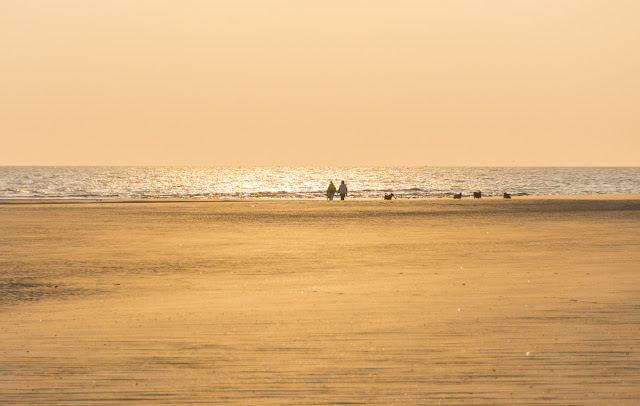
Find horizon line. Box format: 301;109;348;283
1;164;639;169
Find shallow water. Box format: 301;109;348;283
1;166;639;199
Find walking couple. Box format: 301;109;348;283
327;181;348;201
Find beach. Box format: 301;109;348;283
1;196;639;405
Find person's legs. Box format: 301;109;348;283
328;194;334;200
340;194;345;200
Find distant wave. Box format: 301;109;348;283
1;167;639;199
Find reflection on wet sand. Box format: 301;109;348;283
1;198;639;404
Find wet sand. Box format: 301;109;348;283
1;196;639;405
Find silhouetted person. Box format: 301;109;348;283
338;181;348;200
326;181;337;200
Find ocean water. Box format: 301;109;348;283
0;167;638;200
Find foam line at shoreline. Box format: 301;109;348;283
1;193;639;205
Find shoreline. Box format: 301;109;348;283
1;192;639;205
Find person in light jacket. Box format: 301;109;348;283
326;181;337;200
338;180;348;200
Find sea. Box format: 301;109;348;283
0;167;638;200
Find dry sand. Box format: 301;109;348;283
1;196;639;405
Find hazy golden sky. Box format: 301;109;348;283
2;1;639;166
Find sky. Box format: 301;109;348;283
1;1;639;167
